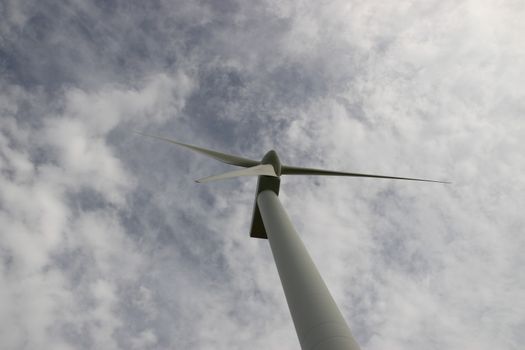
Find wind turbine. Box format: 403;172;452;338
138;132;448;350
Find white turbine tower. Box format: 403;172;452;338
139;133;448;350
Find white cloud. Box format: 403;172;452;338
0;71;194;349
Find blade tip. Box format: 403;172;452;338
134;130;154;139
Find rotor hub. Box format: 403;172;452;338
261;150;281;176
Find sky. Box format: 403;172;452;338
1;0;524;349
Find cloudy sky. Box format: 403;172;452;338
1;1;524;349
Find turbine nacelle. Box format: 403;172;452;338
252;150;282;239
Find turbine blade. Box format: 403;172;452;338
281;165;449;184
136;132;259;167
196;164;277;183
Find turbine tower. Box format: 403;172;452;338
139;133;447;350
